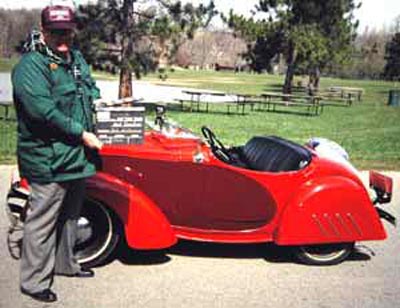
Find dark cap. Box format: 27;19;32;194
41;5;76;30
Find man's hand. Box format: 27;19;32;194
82;131;103;150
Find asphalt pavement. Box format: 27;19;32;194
0;165;399;308
1;73;238;105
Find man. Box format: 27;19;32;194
12;5;103;303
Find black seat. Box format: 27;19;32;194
239;136;312;172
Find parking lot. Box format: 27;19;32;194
0;166;399;308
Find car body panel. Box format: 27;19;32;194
275;175;386;245
86;172;177;249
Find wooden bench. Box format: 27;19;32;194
328;86;364;101
181;90;205;112
228;93;257;114
314;92;354;106
259;92;323;116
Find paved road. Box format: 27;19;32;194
0;166;399;308
1;73;237;104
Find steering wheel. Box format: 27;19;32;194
201;126;231;163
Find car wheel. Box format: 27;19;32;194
75;199;122;268
293;242;354;266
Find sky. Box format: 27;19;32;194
1;0;399;33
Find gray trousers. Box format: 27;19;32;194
20;179;85;293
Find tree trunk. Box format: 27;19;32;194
119;66;132;98
307;67;320;96
118;0;135;99
283;43;296;94
312;66;320;90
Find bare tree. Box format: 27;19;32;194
0;9;40;57
178;31;246;69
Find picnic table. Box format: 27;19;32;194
231;93;256;114
259;92;323;116
328;86;364;101
181;90;225;112
316;91;354;106
178;90;248;115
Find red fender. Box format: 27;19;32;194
274;176;386;245
86;172;177;250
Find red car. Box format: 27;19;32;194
6;124;394;267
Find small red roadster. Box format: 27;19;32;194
6;121;395;266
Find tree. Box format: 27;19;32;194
347;29;389;79
0;9;40;57
77;0;151;98
225;0;359;93
175;30;246;69
383;32;400;81
76;0;217;99
391;15;400;34
222;10;283;73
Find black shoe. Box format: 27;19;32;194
74;268;95;278
57;268;95;278
21;288;57;303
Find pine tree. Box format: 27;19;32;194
76;0;216;98
225;0;359;93
383;33;400;81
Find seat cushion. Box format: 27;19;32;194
240;136;312;172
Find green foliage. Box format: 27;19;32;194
291;24;329;73
151;1;218;64
383;33;400;81
222;8;286;73
224;0;359;90
75;0;217;78
159;1;217;39
76;0;154;76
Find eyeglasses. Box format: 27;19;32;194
48;29;74;37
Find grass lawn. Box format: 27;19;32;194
142;70;400;170
2;68;400;169
0;119;16;164
1;58;18;163
0;58;18;72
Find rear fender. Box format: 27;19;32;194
274;176;386;245
87;172;177;249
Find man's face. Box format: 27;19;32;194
42;28;75;55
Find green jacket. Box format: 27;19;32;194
12;49;101;183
